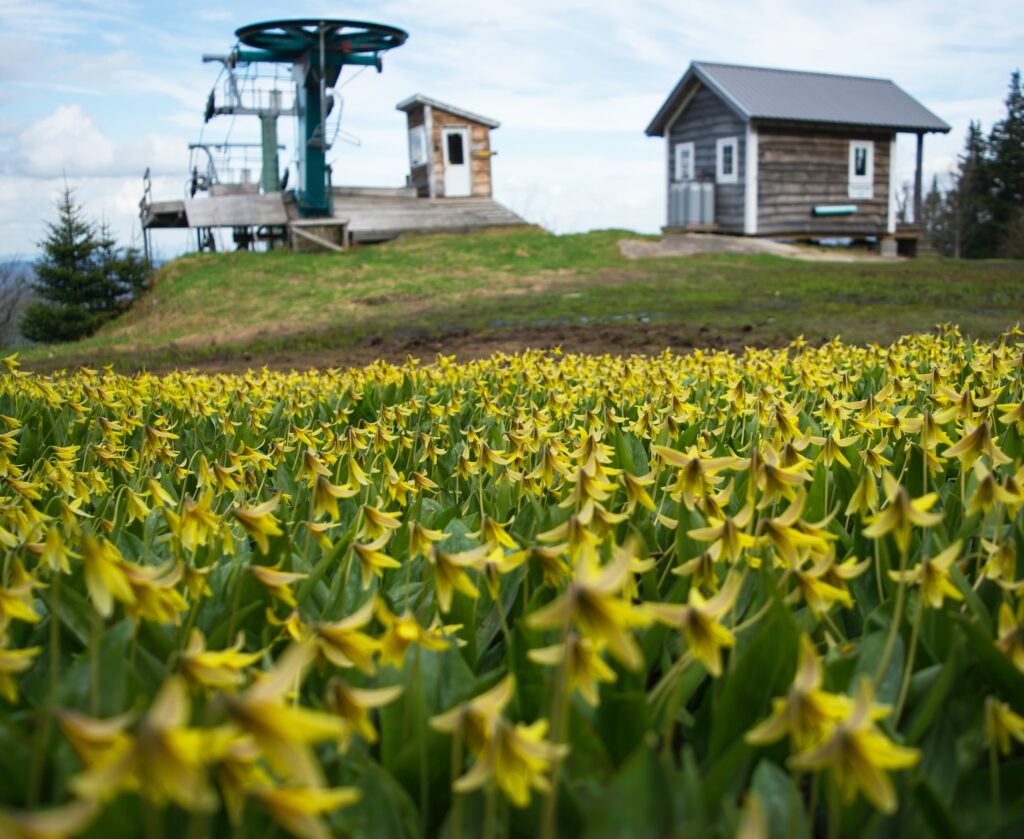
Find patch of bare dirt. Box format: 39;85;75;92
619;234;901;263
148;322;775;375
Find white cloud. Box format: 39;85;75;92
0;173;182;256
10;105;185;179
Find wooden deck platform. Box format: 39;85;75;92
330;191;526;243
140;188;526;248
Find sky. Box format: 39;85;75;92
0;0;1021;259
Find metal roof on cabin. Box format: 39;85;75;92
645;62;951;136
395;94;501;129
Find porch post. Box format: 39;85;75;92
913;132;924;224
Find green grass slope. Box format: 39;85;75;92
22;227;1024;370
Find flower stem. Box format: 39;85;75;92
990;741;1001;820
540;628;571;839
90;608;102;716
827;772;841;839
450;723;465;839
484;782;498;839
894;595;924;723
874;543;908;690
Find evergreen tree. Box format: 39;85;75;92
20;187;152;343
921;175;954;256
951;121;998;258
988;70;1024;256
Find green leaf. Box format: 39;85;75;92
708;598;800;760
750;759;808;839
582;746;674;839
595;667;648;766
853;629;905;705
960;617;1024;712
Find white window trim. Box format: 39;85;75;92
887;138;897;233
716;136;739;185
744;127;758;234
849;140;875;199
674;141;695;182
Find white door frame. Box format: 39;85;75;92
441;126;472;197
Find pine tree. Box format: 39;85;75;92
20;186;151;343
951;121;998;258
921;175;954;256
988;70;1024;256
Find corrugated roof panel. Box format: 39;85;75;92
396;94;501;129
646;62;950;135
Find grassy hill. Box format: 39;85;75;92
21;227;1024;371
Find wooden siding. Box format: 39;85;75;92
756;127;894;236
430;108;493;198
406;108;425;130
402;105;494;198
667;83;746;232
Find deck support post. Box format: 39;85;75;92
913;132;924;224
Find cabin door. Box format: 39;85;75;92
442;127;472;197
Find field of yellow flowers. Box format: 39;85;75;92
1;325;1024;838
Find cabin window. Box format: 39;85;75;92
446;131;465;166
716;137;738;184
848;141;874;199
408;126;428;168
674;142;695;181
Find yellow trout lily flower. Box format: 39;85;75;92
996;602;1024;671
81;535;135;618
358;504;402;541
312;476;358;521
426;544;485;613
253;785;361;839
863;472;943;552
985;696;1024;756
746;636;853;749
312;597;381;675
0;798;98;839
0;644;41;703
231;496;283;555
788;678;919;813
352;536;402;590
223;643;346;788
431;674;515;755
528;634;617;706
249;565;307;609
454;717;568;808
408;521;446;560
167;491;220;553
527;548;649;671
647;572;742;677
688;503;757;563
376;602;454;668
943;419;1011;468
180;629;262;690
71;676;228;812
888;541;964;609
324;677;403;751
655;445;741;510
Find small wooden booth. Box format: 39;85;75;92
396;95;500;199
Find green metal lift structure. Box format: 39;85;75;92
205;19;408;217
141;18;408;257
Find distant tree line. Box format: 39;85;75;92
922;70;1024;258
19;186;152;344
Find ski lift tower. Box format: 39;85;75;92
205;19;408;217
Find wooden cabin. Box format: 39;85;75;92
396;95;499;199
645;62;950;250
